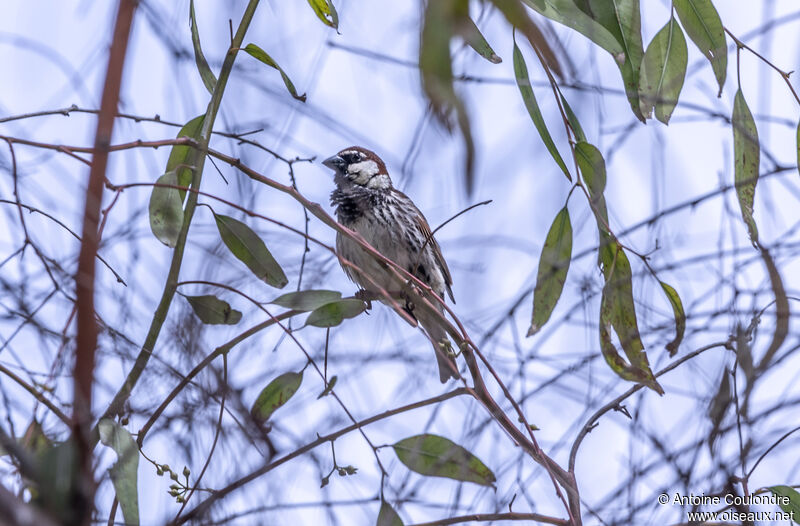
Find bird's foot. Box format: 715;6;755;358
354;289;374;310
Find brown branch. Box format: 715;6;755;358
409;511;569;526
73;1;137;524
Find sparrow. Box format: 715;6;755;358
323;146;459;383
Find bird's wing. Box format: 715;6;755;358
414;214;455;304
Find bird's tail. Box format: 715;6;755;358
420;314;459;383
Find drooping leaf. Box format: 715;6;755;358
732;89;760;246
165;115;205;201
759;247;789;368
377;501;405;526
796;120;799;178
214;214;288;288
659;281;685;356
523;0;644;120
243;44;307;102
706;368;731;447
513;41;570;181
317;375;337;399
98;419;140;526
392;434;496;486
21;419;52;457
491;0;563;78
457;16;501;63
271;290;342;311
306;299;366;327
673;0;727;95
560;92;586;142
419;0;476;194
769;486;800;522
639;17;688;123
528;206;572;336
575;141;607;203
189;0;217;94
250;371;303;423
306;0;339;30
149;171;184;248
34;440;77;519
185;294;242;325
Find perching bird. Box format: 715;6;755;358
323;146;459;382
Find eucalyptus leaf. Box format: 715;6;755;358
393;434;496;486
305;299;366;327
271;290;342;311
189;0;217;93
659;281;685;356
250;371;303;423
214;214;288;288
243;43;306;102
148;171;184;248
732;89;760;246
306;0;339;30
185;295;242;325
769;486;800;522
458;16;501;63
639;17;688;123
528;206;572;335
673;0;727;95
377;501;405;526
99;419;139;526
165;115;205;201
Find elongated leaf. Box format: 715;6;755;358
306;0;338;30
99;419;139;526
575;141;607;200
165;115;205;201
149;171;184;247
770;486;800;522
458;16;501;63
732;89;760;246
491;0;563;78
392;434;495;486
185;294;242;325
306;298;366;327
243;44;306;102
214;214;288;288
250;372;303;423
659;281;685;356
21;419;52;457
189;0;216;94
513;42;570;181
377;502;404;526
271;290;342;311
35;440;77;518
673;0;727;95
796;120;799;178
639;17;688;123
759;247;789;368
528;206;572;336
560;93;586;142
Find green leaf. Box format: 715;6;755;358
98;419;139;526
732;89;760;246
377;501;405;526
575;141;607;199
673;0;727;95
393;434;496;487
528;206;572;336
306;0;339;30
639;17;688;124
525;0;644;120
490;0;563;78
560;93;586;142
513;42;570;181
243;43;306;102
165;115;205;202
659;281;685;356
796;120;799;178
250;371;303;423
599;244;663;395
214;214;288;288
34;440;77;518
189;0;216;94
317;375;337;399
271;290;342;311
185;294;242;325
148;171;184;248
458;16;501;63
21;419;52;457
769;486;800;523
306;299;366;327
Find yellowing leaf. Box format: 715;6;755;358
659;281;685;356
639;17;688;123
732;89;760;246
243;44;306;102
148;171;184;248
528;206;572;336
306;0;338;30
214;214;288;288
673;0;727;95
392;434;495;486
457;16;501;63
250;372;303;423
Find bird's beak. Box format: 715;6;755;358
322;154;346;172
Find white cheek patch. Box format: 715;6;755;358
366;174;390;189
347;160;379;184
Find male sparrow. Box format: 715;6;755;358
323;146;459;383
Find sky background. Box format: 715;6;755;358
1;1;800;525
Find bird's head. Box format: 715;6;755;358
323;146;392;190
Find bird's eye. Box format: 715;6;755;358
353;153;362;161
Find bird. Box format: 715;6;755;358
322;146;459;383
